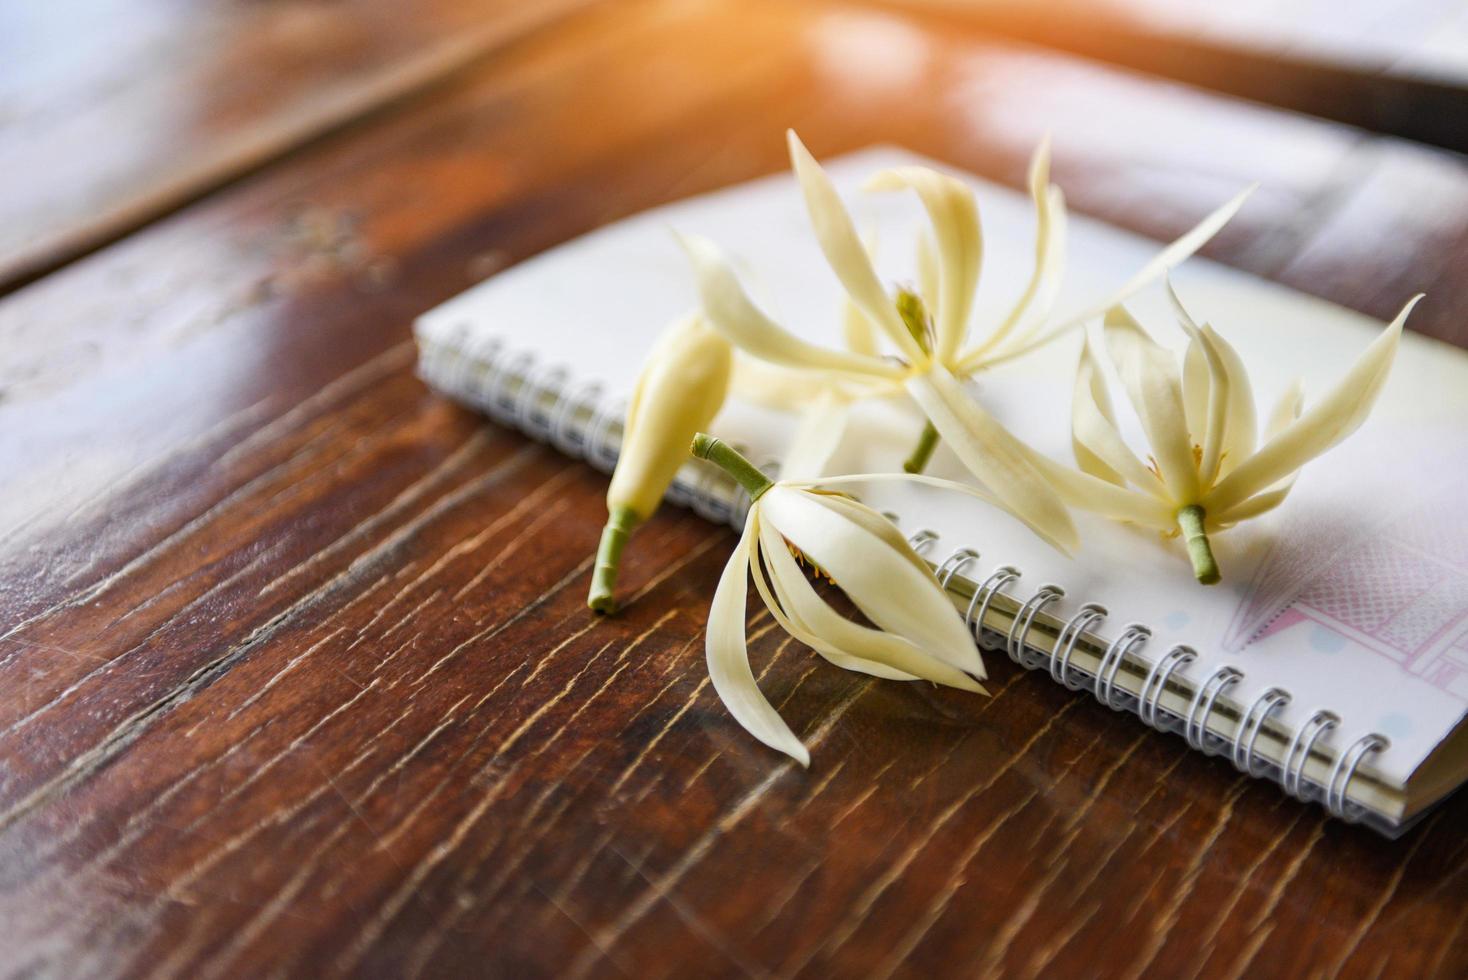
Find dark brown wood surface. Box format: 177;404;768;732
877;0;1468;153
0;0;594;293
3;1;1467;976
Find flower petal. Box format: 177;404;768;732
843;301;881;359
1168;282;1259;482
906;365;1080;554
963;139;1067;365
749;551;918;682
865;165;982;364
1067;185;1255;327
706;514;809;765
1072;336;1161;490
1206;295;1420;515
1182;334;1209;440
843;230;884;357
1265;378;1305;440
915;233;940;317
1022;451;1176;529
1202;325;1258;476
1104;306;1200;502
792;471;1000;509
1211;482;1295;527
795;489;935;579
729;354;821;412
1165;287;1228;486
758;486;985;675
787;131;924;363
778;388;850;482
758;520;986;689
680;232;900;379
960;185;1250;378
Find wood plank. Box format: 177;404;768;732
2;0;1467;975
878;0;1468;152
0;0;596;294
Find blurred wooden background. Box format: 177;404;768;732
2;0;1467;976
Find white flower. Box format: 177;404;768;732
589;313;732;612
694;434;990;764
682;130;1252;553
1060;284;1423;582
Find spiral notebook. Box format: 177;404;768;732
414;148;1468;837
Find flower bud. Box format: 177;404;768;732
589;314;733;613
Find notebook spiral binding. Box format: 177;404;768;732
417;323;1395;830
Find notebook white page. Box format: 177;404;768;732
417;148;1468;796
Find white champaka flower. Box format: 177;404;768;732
589;313;732;612
682;130;1252;554
1060;283;1423;583
693;434;991;765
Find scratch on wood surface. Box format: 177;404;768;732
1193;803;1302;957
956;732;1113;978
333;629;632;972
1221;922;1278;980
564;679;879;980
5;394;274;551
618;528;728;607
1060;750;1190;899
408;553;595;686
1246;818;1325;934
164;714;411;899
1121;775;1250;980
0;546;278;734
394;468;573;607
255;429;499;599
603;844;767;979
218;342;417;469
12;713;271;887
552;827;619;907
533;882;635;980
563;639;701;798
878;723;1109;980
493;618;600;695
1426;900;1468;977
481;639;619;769
8;423;485;715
184;697;460;979
0;345;416;649
447;472;581;601
370;630;425;682
377;588;444;642
895;666;1031;801
812;696;1084;963
873;789;1041;980
340;558;421;634
0;432;533;829
748;856;823;936
827;758;896;830
1026;901;1105;978
1324;815;1437;977
223;627;347;721
559;616;747;806
1054;729;1149;840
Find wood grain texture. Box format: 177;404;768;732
875;0;1468;152
3;0;1468;976
0;0;595;293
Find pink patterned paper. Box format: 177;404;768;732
1225;440;1468;702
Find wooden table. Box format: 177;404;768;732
4;1;1467;975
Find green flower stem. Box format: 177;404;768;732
691;433;772;502
1176;504;1221;585
588;505;640;614
902;421;940;474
